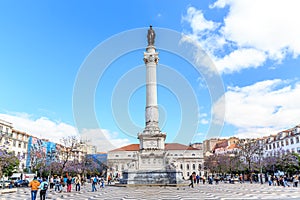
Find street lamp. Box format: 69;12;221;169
258;141;264;184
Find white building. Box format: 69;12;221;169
264;125;300;156
0;119;29;171
107;143;203;180
11;129;29;171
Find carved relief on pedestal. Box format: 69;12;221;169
143;140;157;149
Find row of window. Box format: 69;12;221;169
180;163;202;171
113;163;202;172
0;126;29;141
170;153;196;156
266;137;299;150
0;126;9;133
266;147;300;157
115;154;136;157
1;138;28;149
12;140;28;149
114;153;197;158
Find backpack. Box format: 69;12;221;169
93;177;97;184
43;182;48;190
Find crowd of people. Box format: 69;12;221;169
28;174;112;200
268;174;300;187
188;172;300;189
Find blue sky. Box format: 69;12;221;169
1;0;300;152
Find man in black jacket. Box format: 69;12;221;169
189;172;196;188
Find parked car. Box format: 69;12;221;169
0;180;12;188
14;179;29;187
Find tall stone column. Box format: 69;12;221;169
143;46;159;130
138;26;166;151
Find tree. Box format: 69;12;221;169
77;155;100;176
0;132;20;181
238;139;261;172
261;154;278;173
29;145;47;174
204;155;216;174
59;136;80;175
0;149;19;178
204;153;244;175
277;152;299;175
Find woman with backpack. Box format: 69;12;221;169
38;177;48;200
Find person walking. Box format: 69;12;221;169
92;175;98;192
196;174;200;184
100;177;105;188
283;176;290;187
49;176;54;189
54;177;61;192
29;176;40;200
107;175;112;185
39;178;48;200
202;175;206;184
188;174;194;188
66;176;72;192
189;172;196;188
75;174;81;191
293;175;299;187
268;175;272;186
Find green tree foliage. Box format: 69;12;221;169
0;149;20;177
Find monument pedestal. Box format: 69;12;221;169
120;169;183;185
119;149;184;186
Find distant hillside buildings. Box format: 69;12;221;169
203;124;300;158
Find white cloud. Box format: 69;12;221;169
215;48;266;73
0;113;77;143
199;119;208;125
233;127;280;139
0;113;130;152
182;1;300;73
182;7;219;34
214;0;300;59
198;113;209;125
80;128;131;152
213;79;300;137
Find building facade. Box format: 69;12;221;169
1;118;97;173
107;143;203;180
264;125;300;156
203;138;222;156
0;119;29;171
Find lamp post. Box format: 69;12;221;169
0;129;4;189
258;141;264;184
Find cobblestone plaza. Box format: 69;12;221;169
1;182;300;200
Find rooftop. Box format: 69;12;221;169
110;143;199;152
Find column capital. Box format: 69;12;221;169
143;52;159;64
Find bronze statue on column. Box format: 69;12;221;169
147;25;155;46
